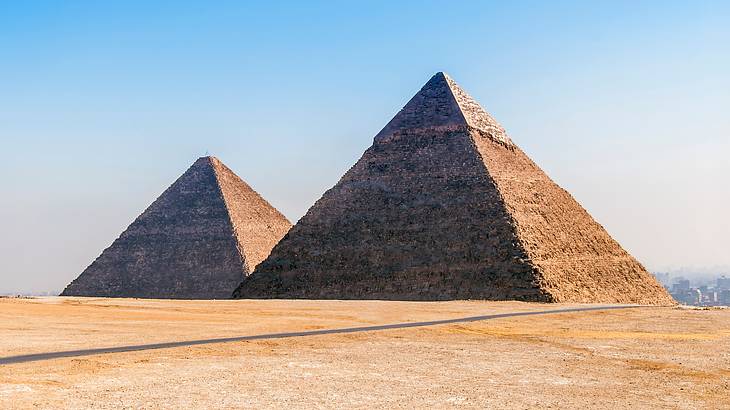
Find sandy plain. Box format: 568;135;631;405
0;297;728;409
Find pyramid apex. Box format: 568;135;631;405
193;156;213;164
374;73;513;147
373;72;464;142
430;71;455;85
192;156;225;169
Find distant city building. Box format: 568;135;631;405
672;279;691;293
720;290;730;305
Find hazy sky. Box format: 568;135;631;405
1;1;728;293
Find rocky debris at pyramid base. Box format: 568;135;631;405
233;72;674;305
62;156;291;299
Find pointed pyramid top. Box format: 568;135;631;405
192;155;220;165
189;156;238;179
375;72;512;147
187;156;217;172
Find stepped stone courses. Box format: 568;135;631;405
62;156;291;299
234;72;673;305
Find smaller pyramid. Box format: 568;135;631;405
62;156;291;299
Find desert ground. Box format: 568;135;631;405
0;297;728;409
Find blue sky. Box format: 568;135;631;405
1;1;728;293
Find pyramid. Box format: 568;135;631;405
233;72;673;305
62;156;292;299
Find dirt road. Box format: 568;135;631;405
0;305;637;365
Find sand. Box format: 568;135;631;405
0;297;728;409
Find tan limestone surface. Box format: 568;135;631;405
471;135;671;304
210;157;292;272
0;297;727;409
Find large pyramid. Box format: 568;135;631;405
62;156;291;299
234;72;673;305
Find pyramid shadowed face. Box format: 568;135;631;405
234;72;673;305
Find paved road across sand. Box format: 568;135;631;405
0;305;639;365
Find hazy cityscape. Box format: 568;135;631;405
654;270;730;307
